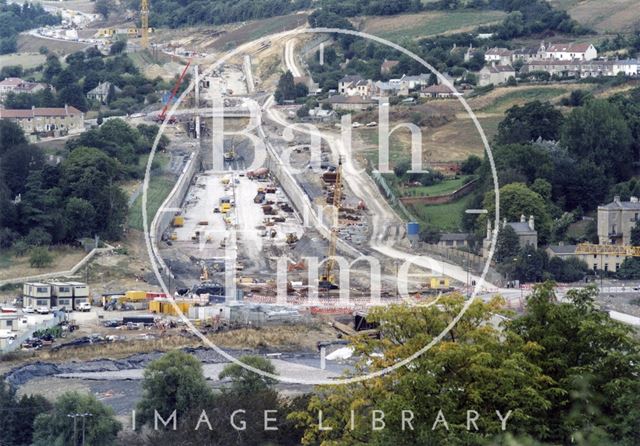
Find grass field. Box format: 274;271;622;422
478;87;569;113
550;0;640;33
358;113;498;167
362;10;506;42
212;13;309;51
408;194;474;231
0;247;87;281
0;53;46;69
127;175;175;231
384;174;474;197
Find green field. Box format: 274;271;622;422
385;174;474;198
479;87;569;113
127;175;175;231
408;194;474;231
362;10;506;42
0;52;46;70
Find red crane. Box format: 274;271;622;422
155;59;192;124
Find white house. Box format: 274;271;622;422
338;75;372;97
541;42;597;61
484;47;513;64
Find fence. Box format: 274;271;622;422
0;313;65;354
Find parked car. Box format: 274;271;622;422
0;330;17;340
77;302;91;312
35;306;50;314
22;306;35;313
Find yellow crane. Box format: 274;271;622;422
140;0;149;48
320;158;342;289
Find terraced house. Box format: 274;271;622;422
0;104;84;139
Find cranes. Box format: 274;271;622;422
154;59;192;124
320;157;342;290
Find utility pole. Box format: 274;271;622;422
68;412;93;446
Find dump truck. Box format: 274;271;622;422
247;167;269;179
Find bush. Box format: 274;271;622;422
25;228;52;246
29;247;53;268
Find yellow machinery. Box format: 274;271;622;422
149;299;191;316
576;243;640;256
428;277;450;290
140;0;149;48
320;157;342;289
172;215;184;227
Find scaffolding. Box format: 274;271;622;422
575;243;640;256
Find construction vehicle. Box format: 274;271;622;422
224;150;236;161
172;215;185;227
155;59;192;124
247;167;269;179
286;233;299;245
320;157;342;290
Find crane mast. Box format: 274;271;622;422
322;157;342;287
140;0;150;48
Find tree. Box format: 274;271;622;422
484;182;552;244
0;120;27;155
460;154;481;174
95;0;111;19
137;350;214;426
275;71;296;104
291;295;553;445
29;246;53;268
219;355;278;394
296;104;309;118
0;382;52;446
507;283;640;443
110;39;127;55
496;101;564;145
58;86;89;112
495;223;520;263
32;392;121;446
65;197;97;238
562;99;633;182
630;220;640;246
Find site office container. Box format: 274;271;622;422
51;282;73;309
23;283;52;308
68;282;90;309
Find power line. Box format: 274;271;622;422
67;412;93;446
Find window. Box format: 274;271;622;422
593;264;597;270
593;254;597;259
616;263;620;270
604;264;609;272
36;287;47;293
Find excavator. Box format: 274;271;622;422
319;157;342;290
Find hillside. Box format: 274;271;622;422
550;0;640;33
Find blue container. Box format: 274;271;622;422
407;222;420;236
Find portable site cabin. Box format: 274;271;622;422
22;283;52;308
68;282;90;307
50;282;73;309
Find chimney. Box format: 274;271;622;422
614;195;621;204
520;214;526;223
486;219;492;239
64;103;68;115
529;215;535;231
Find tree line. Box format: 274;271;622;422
0;1;60;54
0;119;168;254
3;283;638;445
1;43;170;115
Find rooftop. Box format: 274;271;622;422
0;105;82;119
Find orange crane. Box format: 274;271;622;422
155;59;192;124
320;157;342;290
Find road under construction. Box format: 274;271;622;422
142;30;510;316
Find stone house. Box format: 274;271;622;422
478;63;516;87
